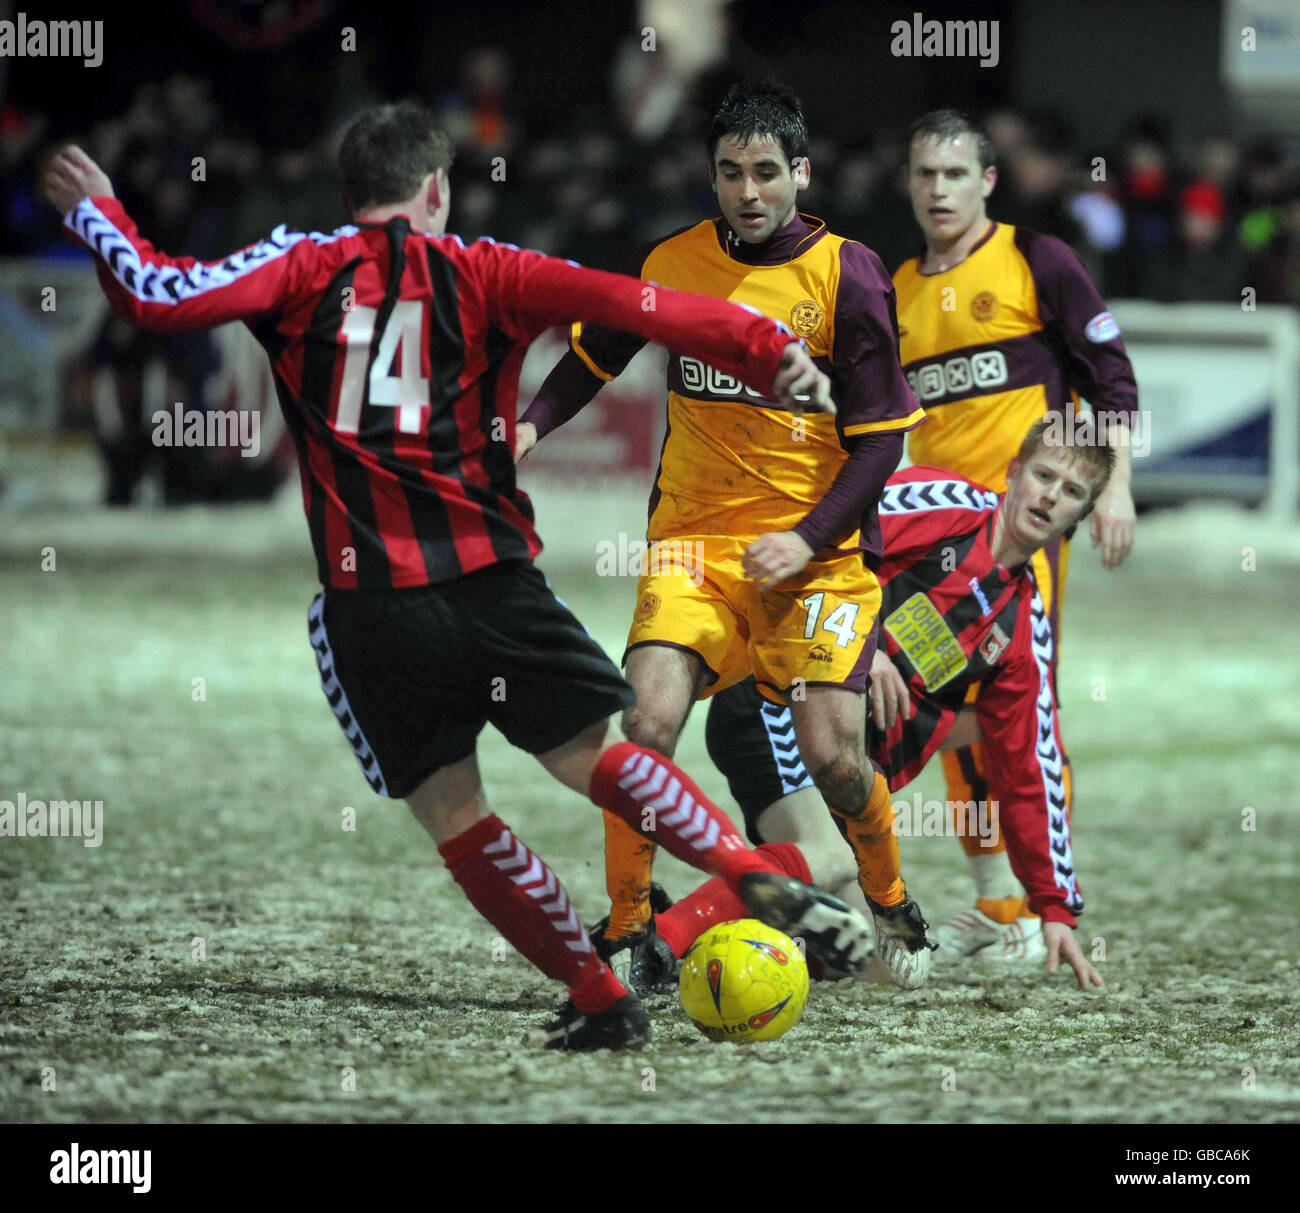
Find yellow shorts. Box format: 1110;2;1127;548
624;535;881;705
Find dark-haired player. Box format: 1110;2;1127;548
638;422;1108;991
518;80;935;986
40;102;875;1052
887;109;1138;956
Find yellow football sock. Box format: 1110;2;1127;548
603;810;657;940
829;770;904;908
975;895;1026;925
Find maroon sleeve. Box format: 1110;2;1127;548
1015;228;1138;426
519;352;606;438
793;432;902;552
831;241;926;439
468;240;797;400
569;324;650;382
973;592;1082;927
787;242;922;551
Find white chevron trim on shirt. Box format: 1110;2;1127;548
1025;571;1082;915
66;198;357;308
879;479;999;516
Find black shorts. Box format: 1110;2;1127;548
307;561;636;799
705;676;894;844
704;677;816;844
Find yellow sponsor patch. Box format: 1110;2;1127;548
884;593;966;689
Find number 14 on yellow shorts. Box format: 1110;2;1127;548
623;536;882;704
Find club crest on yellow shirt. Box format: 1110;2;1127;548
970;291;999;322
635;592;661;623
789;299;824;338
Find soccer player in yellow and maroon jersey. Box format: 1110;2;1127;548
663;423;1112;991
518;81;935;986
894;110;1138;958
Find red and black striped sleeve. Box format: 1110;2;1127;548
877;467;1002;567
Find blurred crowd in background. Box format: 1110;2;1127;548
3;0;1299;508
4;44;1299;306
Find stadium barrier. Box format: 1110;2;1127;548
1108;301;1299;520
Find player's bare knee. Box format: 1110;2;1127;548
812;757;869;817
406;756;488;843
621;705;679;758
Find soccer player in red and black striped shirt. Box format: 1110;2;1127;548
652;421;1110;989
41;103;876;1049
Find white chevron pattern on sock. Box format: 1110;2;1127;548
616;750;731;851
484;827;592;953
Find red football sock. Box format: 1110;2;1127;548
656;842;813;958
438;814;625;1014
590;741;775;888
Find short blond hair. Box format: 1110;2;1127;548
1016;416;1116;501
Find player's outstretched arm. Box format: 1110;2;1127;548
476;242;819;411
974;625;1097;984
773;345;835;414
518;347;619;459
514;420;539;463
42;144;303;334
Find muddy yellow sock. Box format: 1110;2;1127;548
829;771;904;908
603;810;657;940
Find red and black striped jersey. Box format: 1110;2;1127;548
873;465;1080;924
65;197;799;589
